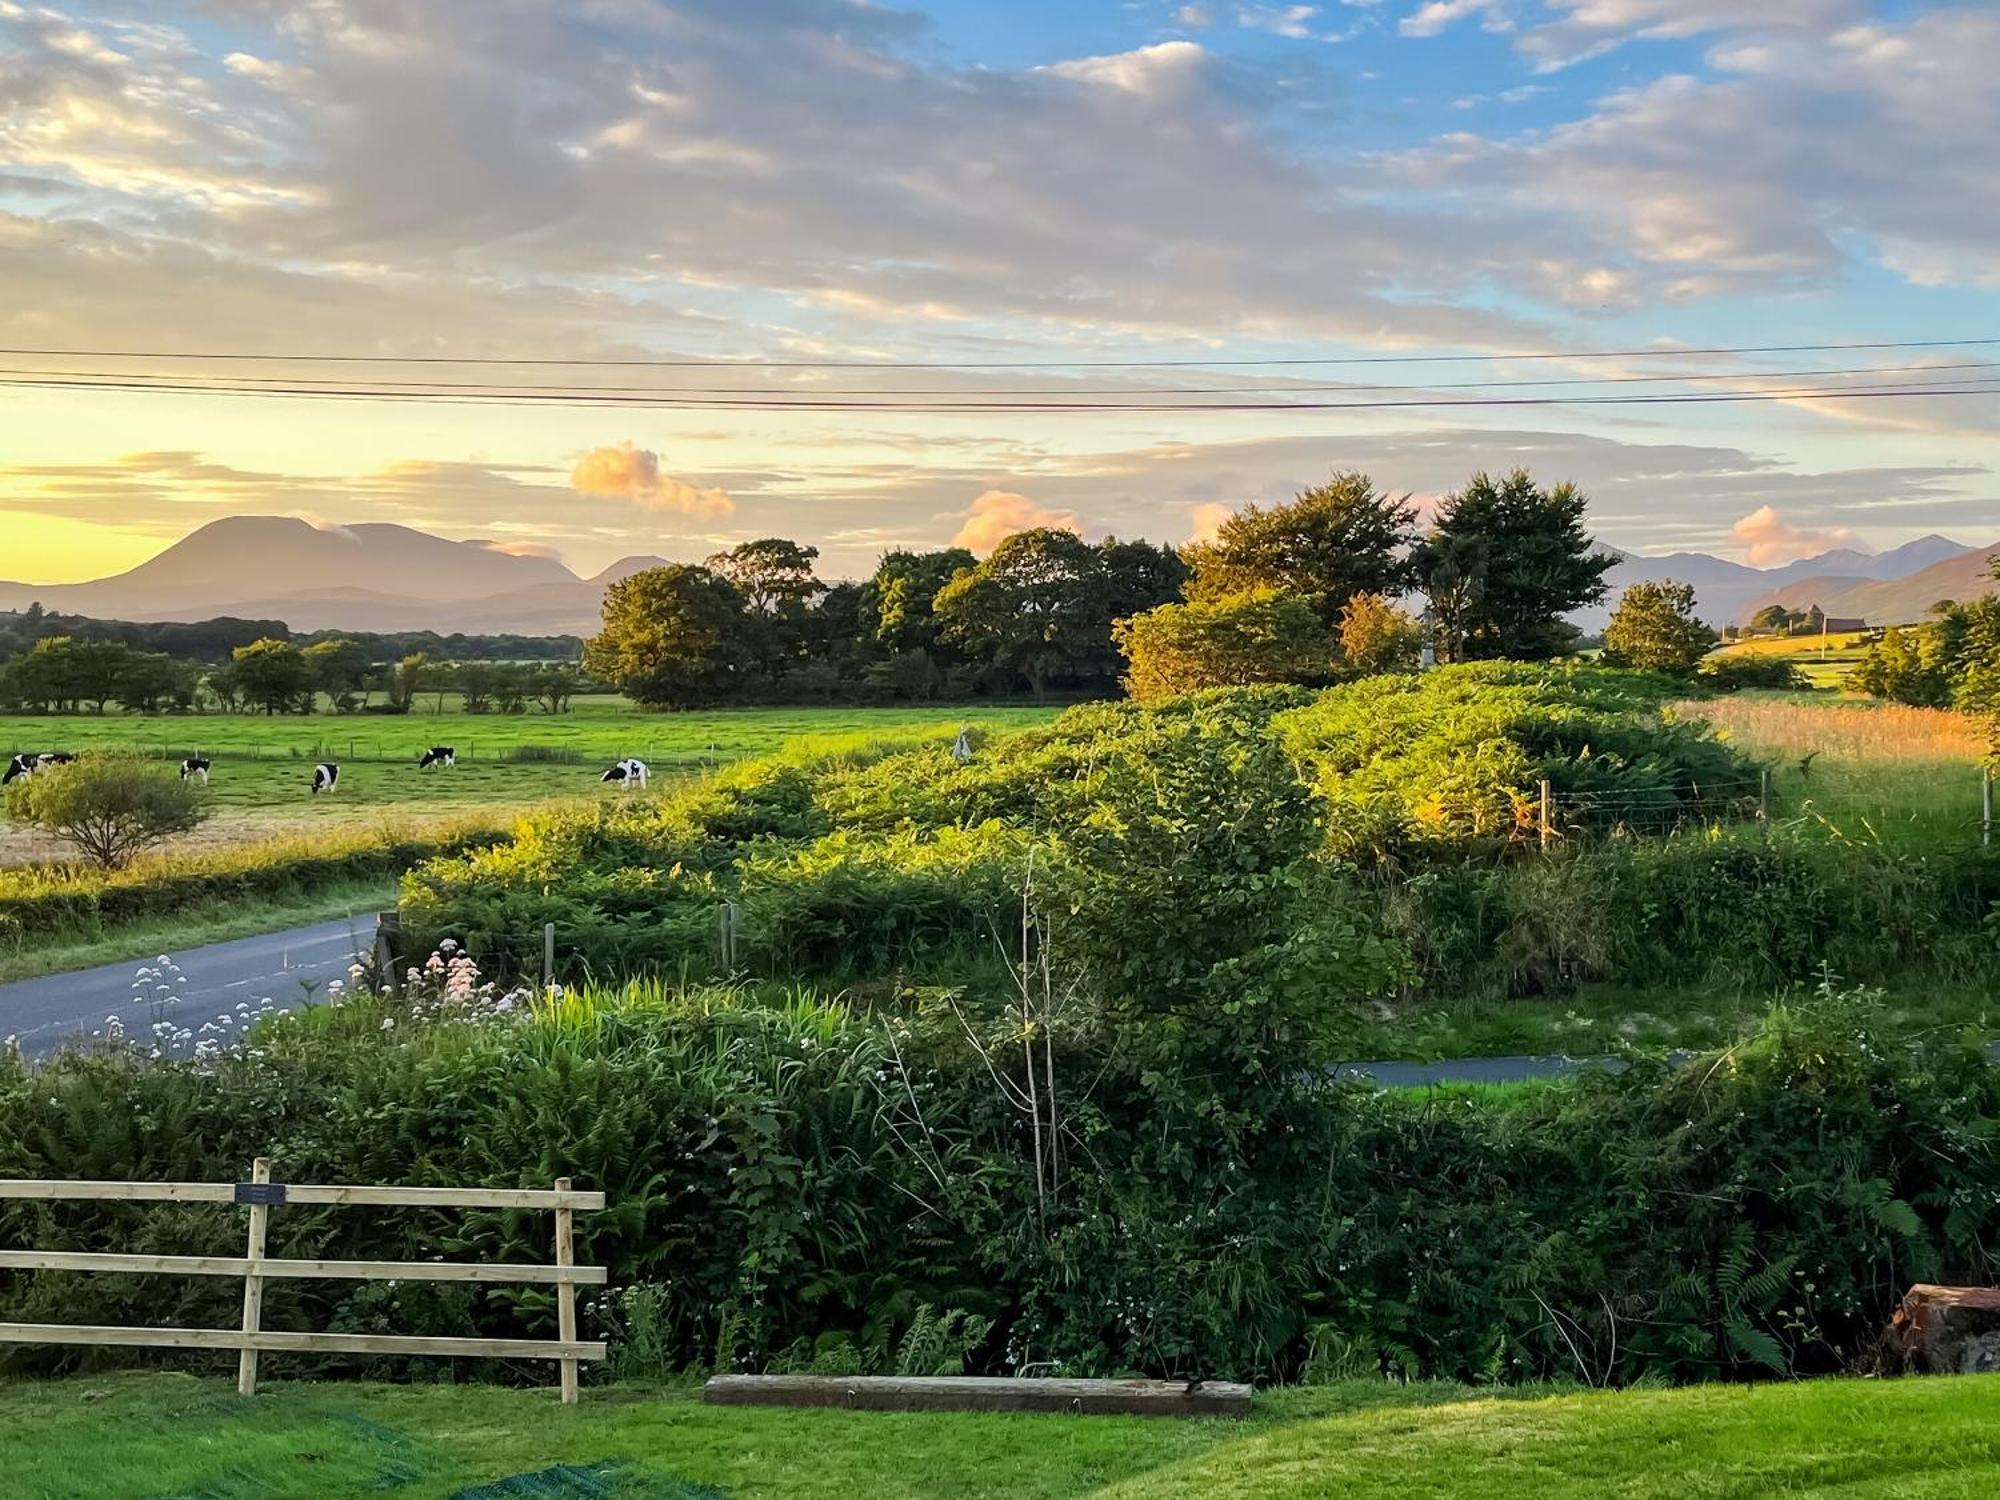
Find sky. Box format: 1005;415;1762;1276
1;0;1998;585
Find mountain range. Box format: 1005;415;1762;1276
1585;533;1990;631
1;515;1994;637
0;517;670;635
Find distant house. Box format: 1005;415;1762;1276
1804;605;1867;634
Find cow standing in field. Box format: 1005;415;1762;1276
5;752;74;784
418;746;456;769
600;757;649;791
180;757;212;785
311;763;340;795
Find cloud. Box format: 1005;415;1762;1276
477;539;566;561
1188;501;1234;544
569;443;733;516
1730;505;1868;567
949;490;1084;555
1237;6;1319;40
1400;0;1510;40
1041;41;1208;96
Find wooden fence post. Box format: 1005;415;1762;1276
238;1157;271;1396
1985;767;1993;849
554;1177;578;1405
1539;779;1551;853
1760;769;1772;840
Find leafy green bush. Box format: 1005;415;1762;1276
3;987;1994;1388
1700;655;1810;692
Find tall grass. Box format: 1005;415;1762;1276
1675;695;1991;849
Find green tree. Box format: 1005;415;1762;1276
1183;472;1417;627
230;638;314;715
1414;469;1614;662
933;530;1125;699
1750;604;1793;634
706;538;826;685
385;651;431;714
116;651;199;713
1338;591;1423;676
1116;589;1336;701
4;752;206;868
1845;626;1955;707
303;637;372;709
1600;580;1718;676
861;548;976;657
584;565;752;709
530;663;580;714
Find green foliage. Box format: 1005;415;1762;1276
1415;470;1615;662
1601;581;1717;676
1182;471;1417;627
1116;589;1336;701
4;752;207;869
934;529;1185;700
1699;654;1809;692
1337;592;1422;676
4;989;1997;1389
584;565;755;710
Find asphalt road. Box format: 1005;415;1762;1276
0;916;378;1057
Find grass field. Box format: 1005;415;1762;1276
0;701;1061;866
1708;630;1876;689
1674;694;1992;849
0;1372;1993;1499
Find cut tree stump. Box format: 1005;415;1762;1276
1886;1285;2000;1375
701;1374;1253;1418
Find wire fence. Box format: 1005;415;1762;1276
1534;768;1996;850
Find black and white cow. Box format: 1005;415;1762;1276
600;757;649;790
180;757;212;785
4;751;74;784
418;746;456;769
310;762;340;795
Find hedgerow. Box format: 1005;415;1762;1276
396;664;1996;998
2;983;1993;1387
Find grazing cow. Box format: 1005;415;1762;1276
310;762;340;796
180;757;212;786
5;751;75;784
600;757;649;791
418;746;456;769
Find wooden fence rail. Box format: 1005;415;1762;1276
0;1160;607;1401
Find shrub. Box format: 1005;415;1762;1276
4;752;206;869
1115;589;1336;701
1700;654;1810;692
2;989;1994;1388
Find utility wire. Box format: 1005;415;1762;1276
3;372;1997;413
1;335;1998;371
0;358;1989;398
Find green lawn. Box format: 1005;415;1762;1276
0;1372;1993;1499
0;702;1062;865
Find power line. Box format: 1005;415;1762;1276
0;358;1989;398
2;372;1997;413
1;335;1998;371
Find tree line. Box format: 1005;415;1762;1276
0;634;585;716
0;605;581;665
586;468;1622;707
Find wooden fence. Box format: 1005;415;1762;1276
0;1160;607;1401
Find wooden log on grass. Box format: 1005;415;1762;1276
1887;1285;2000;1375
701;1374;1253;1418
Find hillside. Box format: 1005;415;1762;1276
1743;541;2000;625
1581;533;1972;630
0;517;679;634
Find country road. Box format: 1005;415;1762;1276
0;917;378;1058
